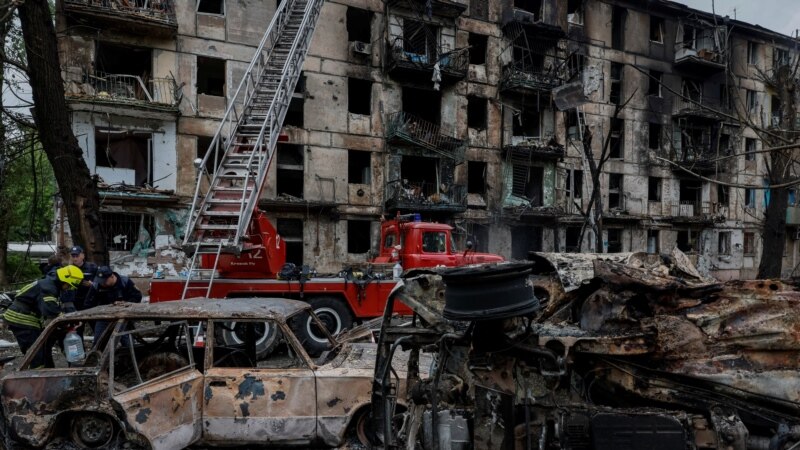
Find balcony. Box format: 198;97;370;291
672;96;731;122
387;0;467;18
386;39;468;84
385;112;466;162
502;0;566;38
674;25;727;74
385;180;466;213
504;139;564;160
668;201;715;222
62;0;177;37
65;71;180;112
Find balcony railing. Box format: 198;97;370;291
669;201;711;218
500;46;575;94
65;71;180;110
672;96;731;119
63;0;177;30
505;139;564;160
674;25;727;72
385;180;466;212
386;38;469;82
385;112;466;162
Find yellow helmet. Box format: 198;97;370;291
57;265;84;290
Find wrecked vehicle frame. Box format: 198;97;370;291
0;297;415;449
371;257;800;449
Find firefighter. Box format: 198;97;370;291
3;265;84;368
85;266;142;345
66;245;98;312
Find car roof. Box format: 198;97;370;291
57;297;310;322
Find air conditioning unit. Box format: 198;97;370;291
350;41;372;56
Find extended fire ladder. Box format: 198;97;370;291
181;0;324;299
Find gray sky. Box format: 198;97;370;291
675;0;799;37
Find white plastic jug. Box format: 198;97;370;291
64;328;85;363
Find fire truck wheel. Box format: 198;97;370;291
215;321;278;360
295;297;354;356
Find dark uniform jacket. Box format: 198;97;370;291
62;262;97;311
85;273;142;309
4;277;64;330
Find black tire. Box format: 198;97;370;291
215;321;278;360
69;413;116;449
293;297;354;356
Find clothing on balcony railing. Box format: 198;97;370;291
65;71;179;108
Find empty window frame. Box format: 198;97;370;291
648;177;661;202
774;47;790;69
747;41;759;65
512;109;542;138
676;229;697;253
347;220;372;254
744;188;755;208
609;118;623;159
197;0;224;15
565;226;582;253
565;169;583;199
650;16;664;43
610;62;622;105
276;144;304;198
94;129;152;186
746;89;758;113
743;231;755;255
611;6;626;50
647;229;660;254
348;78;372;115
402;86;441;124
346;7;372;42
718;231;731;255
608;173;623;209
607;228;622;253
277;218;304;265
348;150;371;184
403;20;439;61
512;165;544;206
649;122;662;149
745;137;757;161
196;135;217;174
469;33;488;65
285;73;305;127
567;0;583;25
467;96;487;130
648;70;662;97
514;0;542;18
100;212;155;251
717;185;729;206
682;79;702;103
467;161;487;194
196;56;226;97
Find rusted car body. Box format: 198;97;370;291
372;256;800;449
0;298;409;449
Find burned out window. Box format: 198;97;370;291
682;79;702;103
513;109;541;138
647;229;660;254
101;212;155;251
747;41;759;65
650;16;664;43
718;231;731;255
746;89;758;114
744;188;755;208
403;20;439;62
467;161;486;194
774;47;790;70
677;230;697;252
277;218;303;265
565;227;581;253
197;56;226;97
276;144;304;199
467;96;487;130
95;129;152;186
565;169;583;199
348;78;372;115
608;173;623;209
567;0;583;25
196;135;218;174
422;232;447;253
512;165;544;206
609;118;623;159
743;232;755;255
402;86;441;124
745;137;757;161
469;33;488;65
648;177;661;202
197;0;224;14
648;122;662;149
514;0;541;18
717;185;729;207
610;62;622;105
347;220;372;254
285;73;305;127
611;6;626;50
511;226;542;259
346;7;372;42
607;228;622;253
348;150;371;184
648;70;662;97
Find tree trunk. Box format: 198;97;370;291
581;126;604;252
17;0;107;265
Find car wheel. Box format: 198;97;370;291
345;408;374;448
215;321;278;360
293;297;354;356
70;413;116;449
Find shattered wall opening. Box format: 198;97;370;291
348;150;371;184
348;78;372;115
611;6;625;50
649;122;662;149
679;179;702;206
277;218;303;265
565;225;581;252
96;42;151;76
468;33;487;65
467;161;487;195
607;227;622;252
511;225;542;259
608;173;623;209
402;86;441;124
512;108;544;142
650;16;664;43
346;7;372;42
512;165;544;205
467;96;487;130
276;144;304;198
677;228;698;252
648;177;662;202
197;0;224;15
196;56;226;97
401;155;439;187
347;220;372;254
100;212;154;251
285;73;305;127
514;0;541;18
196;135;217;173
95;129;152;186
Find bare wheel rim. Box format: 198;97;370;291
306;307;342;344
71;414;114;449
227;321;271;346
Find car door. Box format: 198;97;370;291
203;319;317;445
109;320;203;450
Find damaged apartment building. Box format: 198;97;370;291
55;0;798;279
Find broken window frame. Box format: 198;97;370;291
717;185;729;207
647;229;660;254
745;137;757;161
348;150;372;185
743;231;756;256
609;118;623;159
196;56;226;97
648;122;662;149
746;89;758;114
650;16;664;43
468;33;488;65
681;79;703;103
608;173;623;210
346;7;372;43
277;218;304;265
565;169;583;200
773;47;790;70
101;212;155;252
347;220;373;254
511;164;544;205
348;78;372;115
196;0;225;15
565;226;582;253
648;177;662;202
648;70;662;97
467;96;488;130
609;62;623;105
747;41;759;66
606;228;622;253
611;6;626;50
744;188;755;209
467;161;487;195
717;231;731;256
276;144;304;199
567;0;583;26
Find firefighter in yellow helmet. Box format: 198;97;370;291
3;265;83;368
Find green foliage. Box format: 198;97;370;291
3;138;55;242
5;253;42;288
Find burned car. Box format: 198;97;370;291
0;297;410;449
372;257;800;449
